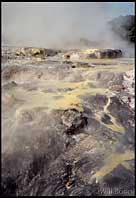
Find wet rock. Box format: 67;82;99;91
61;109;88;134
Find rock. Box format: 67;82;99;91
108;96;134;128
16;48;26;56
63;49;122;60
63;50;86;60
101;113;112;124
71;62;93;68
15;48;60;58
121;69;135;109
61;109;87;134
15;48;44;57
109;84;125;91
85;94;108;111
84;49;122;59
15;109;35;124
103;164;135;196
2;81;18;89
2;46;135;196
31;48;43;56
70;53;80;60
123;69;134;94
2;66;28;80
62;60;73;64
2;94;15;106
44;49;61;56
91;72;124;88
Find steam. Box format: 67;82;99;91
2;2;135;55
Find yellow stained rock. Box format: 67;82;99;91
12;78;111;115
95;96;125;134
16;48;26;56
83;49;99;54
92;150;134;182
31;48;42;55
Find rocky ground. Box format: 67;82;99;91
1;47;135;196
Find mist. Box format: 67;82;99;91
2;2;135;53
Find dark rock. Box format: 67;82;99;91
1;176;17;196
62;60;73;64
84;94;108;111
2;81;18;89
61;109;88;135
101;113;112;124
103;164;135;196
91;72;124;88
108;96;134;125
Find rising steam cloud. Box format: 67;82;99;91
2;2;135;54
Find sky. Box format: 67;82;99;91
2;2;135;48
107;2;135;16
